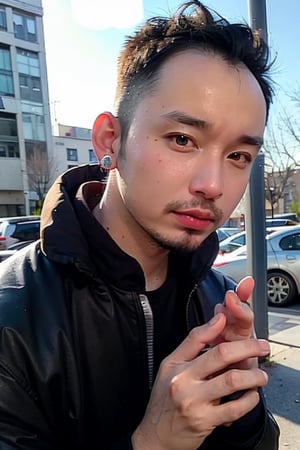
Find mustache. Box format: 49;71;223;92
165;199;224;222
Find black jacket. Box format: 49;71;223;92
0;165;279;449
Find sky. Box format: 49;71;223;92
42;0;300;129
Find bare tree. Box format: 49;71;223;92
26;143;56;209
263;120;299;215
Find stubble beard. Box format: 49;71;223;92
125;198;224;253
144;226;212;253
145;199;224;253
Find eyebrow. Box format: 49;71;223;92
237;134;264;149
161;110;264;149
161;110;207;129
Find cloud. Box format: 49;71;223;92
71;0;144;30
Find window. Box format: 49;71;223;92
0;113;19;158
67;148;78;161
0;46;14;96
17;49;42;103
12;221;40;241
0;142;19;158
89;148;97;162
280;233;300;251
0;6;6;30
22;112;45;141
13;12;37;42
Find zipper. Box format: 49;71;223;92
185;283;198;331
139;294;154;389
139;283;198;390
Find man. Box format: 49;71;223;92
0;1;279;449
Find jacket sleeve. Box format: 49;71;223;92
0;251;72;450
199;394;279;449
0;355;58;450
198;270;280;449
254;409;280;450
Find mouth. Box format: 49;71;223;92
172;209;216;231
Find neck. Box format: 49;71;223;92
92;172;169;291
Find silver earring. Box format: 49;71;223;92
100;154;113;169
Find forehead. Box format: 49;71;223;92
134;51;266;134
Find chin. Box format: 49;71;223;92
149;229;210;253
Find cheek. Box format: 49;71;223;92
222;173;250;212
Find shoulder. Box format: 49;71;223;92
197;268;237;322
0;241;66;329
199;268;237;294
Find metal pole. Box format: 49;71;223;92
246;0;269;339
270;189;274;218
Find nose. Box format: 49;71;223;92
189;159;223;200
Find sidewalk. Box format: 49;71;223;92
262;308;300;449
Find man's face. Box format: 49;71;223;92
115;51;266;252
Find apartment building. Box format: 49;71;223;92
0;0;52;216
52;123;97;181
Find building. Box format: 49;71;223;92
265;167;300;217
52;123;97;180
0;0;52;216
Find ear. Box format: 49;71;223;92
92;112;120;167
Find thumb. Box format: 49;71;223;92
169;313;226;363
236;276;255;302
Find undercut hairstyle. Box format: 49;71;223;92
115;1;274;152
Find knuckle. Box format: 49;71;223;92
158;356;171;376
225;401;243;422
169;374;183;397
216;342;232;363
189;326;201;341
224;369;241;390
178;397;194;416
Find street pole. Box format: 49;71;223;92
270;188;274;218
246;0;269;339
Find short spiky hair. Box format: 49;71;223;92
115;1;273;148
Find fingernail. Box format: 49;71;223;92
258;339;270;352
209;313;221;325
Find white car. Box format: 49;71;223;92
0;216;40;250
214;226;300;306
218;225;296;254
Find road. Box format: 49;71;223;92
264;304;300;449
268;303;300;345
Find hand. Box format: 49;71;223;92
213;276;260;372
214;276;255;343
132;313;270;450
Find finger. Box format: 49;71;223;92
193;338;270;379
214;302;224;315
236;276;255;302
223;290;254;330
167;313;226;363
202;367;268;403
214;389;261;427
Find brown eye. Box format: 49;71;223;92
175;134;189;146
229;152;252;163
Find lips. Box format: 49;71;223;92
173;209;215;231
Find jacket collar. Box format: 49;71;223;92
41;164;219;290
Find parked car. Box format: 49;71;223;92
213;225;300;306
219;230;248;254
219;225;295;254
0;215;40;250
216;227;240;242
266;213;299;223
0;240;35;263
265;218;299;227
